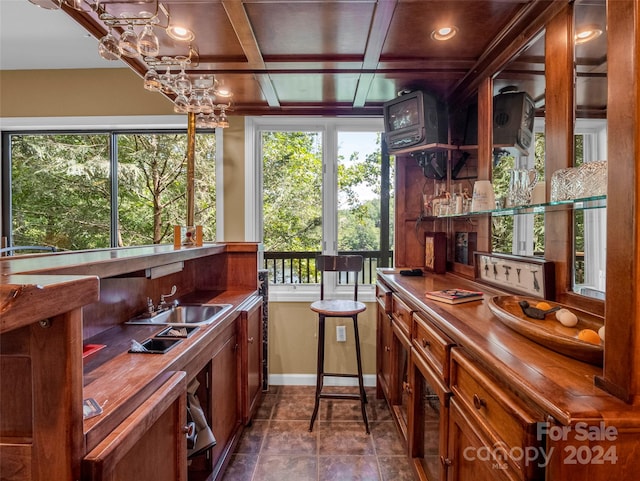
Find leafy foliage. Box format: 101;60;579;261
10;132;216;250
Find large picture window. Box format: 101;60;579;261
2;127;217;250
245;117;394;300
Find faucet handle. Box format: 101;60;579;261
159;285;178;309
146;297;155;313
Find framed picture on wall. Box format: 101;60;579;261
425;232;447;274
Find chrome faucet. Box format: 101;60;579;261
158;285;178;311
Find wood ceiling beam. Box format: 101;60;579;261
222;0;280;107
353;0;397;107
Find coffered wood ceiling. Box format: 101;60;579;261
50;0;606;117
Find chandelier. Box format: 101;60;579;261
27;0;233;128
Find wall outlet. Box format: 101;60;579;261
336;325;346;342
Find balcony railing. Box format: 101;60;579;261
263;250;393;285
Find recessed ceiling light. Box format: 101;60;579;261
166;25;195;42
431;26;458;41
575;25;603;45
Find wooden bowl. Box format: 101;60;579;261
487;295;604;365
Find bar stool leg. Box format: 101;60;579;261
309;314;325;432
352;315;370;434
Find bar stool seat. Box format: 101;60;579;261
308;255;369;434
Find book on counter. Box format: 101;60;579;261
425;288;484;304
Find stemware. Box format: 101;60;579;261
143;68;162;92
200;91;214;114
218;108;229;128
98;28;122;61
174;59;192;95
159;67;175;94
119;23;140;57
138;24;160;58
187;93;201;113
173;94;189;114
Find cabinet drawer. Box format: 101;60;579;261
376;281;392;314
450;349;543;479
391;294;412;336
412;312;453;382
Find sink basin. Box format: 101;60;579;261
126;304;233;327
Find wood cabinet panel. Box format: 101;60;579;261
392;293;413;338
450;348;543;480
209;323;242;477
241;296;263;424
447;399;520;481
83;371;187;481
412;312;454;382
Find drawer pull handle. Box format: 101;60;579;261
473;393;486;410
385;345;391;352
440;456;452;466
403;381;413;394
248;337;254;343
421;338;430;348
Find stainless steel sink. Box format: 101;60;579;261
126;304;233;326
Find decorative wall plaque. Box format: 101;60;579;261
474;252;555;300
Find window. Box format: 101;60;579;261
2;121;217;250
245;117;393;300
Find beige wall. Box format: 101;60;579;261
269;302;377;378
0;68;376;381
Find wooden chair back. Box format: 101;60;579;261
316;255;363;301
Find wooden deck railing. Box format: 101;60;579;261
263;250;393;285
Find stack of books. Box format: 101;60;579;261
425;288;483;305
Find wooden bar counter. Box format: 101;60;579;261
0;243;262;481
376;269;640;481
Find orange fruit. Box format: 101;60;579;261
536;301;552;311
578;329;601;345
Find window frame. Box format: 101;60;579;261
1;115;223;247
245;116;385;302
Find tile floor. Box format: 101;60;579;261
221;385;416;481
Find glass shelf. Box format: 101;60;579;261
436;195;606;218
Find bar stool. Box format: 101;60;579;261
308;254;369;434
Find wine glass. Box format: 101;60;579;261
218;107;229;128
200;91;214;114
138;24;159;58
173;94;189;114
98;27;121;61
174;59;192;95
187;92;201;113
159;66;174;94
143;67;161;92
119;23;139;57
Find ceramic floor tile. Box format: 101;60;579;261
271;394;317;421
318;422;375;455
370;421;407;455
235;420;268;454
219;454;258;481
318;455;381;481
225;386;417;481
253;393;277;420
253;455;318;481
261;420;318;455
377;456;417;481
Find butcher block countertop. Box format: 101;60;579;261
377;269;640;427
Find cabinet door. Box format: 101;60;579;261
209;324;242;477
446;399;519;481
377;302;394;401
241;296;263;424
83;371;187;481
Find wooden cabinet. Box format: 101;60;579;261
83;371;187;481
447;398;520;481
208;320;242;480
240;295;263;424
449;348;544;480
376;281;393;400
